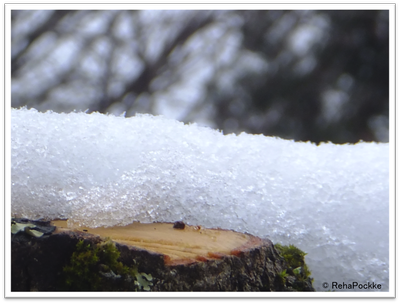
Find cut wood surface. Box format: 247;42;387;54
12;218;315;291
51;220;262;266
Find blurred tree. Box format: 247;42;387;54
11;10;216;115
11;10;389;143
208;10;389;143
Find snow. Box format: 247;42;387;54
11;107;389;291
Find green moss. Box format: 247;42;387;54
62;240;102;290
275;243;313;291
62;239;153;291
277;269;288;285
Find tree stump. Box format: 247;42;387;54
11;218;314;292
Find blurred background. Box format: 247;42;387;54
11;10;389;143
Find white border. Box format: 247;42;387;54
3;2;396;299
3;3;397;10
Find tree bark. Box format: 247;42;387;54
11;218;314;292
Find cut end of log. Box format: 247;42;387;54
51;220;265;266
13;218;315;291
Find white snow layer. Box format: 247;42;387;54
11;107;389;291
